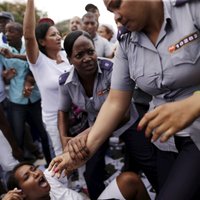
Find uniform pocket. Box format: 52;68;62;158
129;47;144;80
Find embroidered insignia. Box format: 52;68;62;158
98;58;113;70
59;72;69;85
168;32;199;53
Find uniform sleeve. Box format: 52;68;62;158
111;43;135;91
58;84;72;112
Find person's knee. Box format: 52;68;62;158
116;172;150;200
117;171;140;188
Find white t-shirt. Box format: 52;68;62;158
44;170;88;200
28;51;72;126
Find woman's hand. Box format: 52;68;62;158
138;94;200;142
2;188;24;200
48;151;87;178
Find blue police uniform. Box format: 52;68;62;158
58;57;161;195
113;0;200;199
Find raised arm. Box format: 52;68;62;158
23;0;39;64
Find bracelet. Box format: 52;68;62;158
194;91;200;95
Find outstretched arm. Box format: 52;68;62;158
86;89;133;156
138;92;200;142
49;89;133;175
23;0;39;64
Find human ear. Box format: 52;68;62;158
38;39;46;47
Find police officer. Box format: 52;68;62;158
74;0;200;200
57;30;160;199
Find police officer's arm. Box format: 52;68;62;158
86;89;133;156
23;0;39;64
49;89;133;176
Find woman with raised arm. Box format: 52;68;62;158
23;0;71;156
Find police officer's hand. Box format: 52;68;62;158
61;136;72;151
65;129;90;162
138;93;200;142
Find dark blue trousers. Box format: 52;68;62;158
156;136;200;200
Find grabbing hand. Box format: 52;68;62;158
64;128;90;161
138;95;200;142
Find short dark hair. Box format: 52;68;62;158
85;3;98;12
82;12;97;24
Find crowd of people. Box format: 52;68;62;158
1;0;200;199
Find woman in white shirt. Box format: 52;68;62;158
23;0;72;156
4;162;150;200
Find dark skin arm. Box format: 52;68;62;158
0;47;27;61
58;109;89;160
23;71;35;97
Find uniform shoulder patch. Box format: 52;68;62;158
117;26;130;41
98;58;113;71
59;72;70;85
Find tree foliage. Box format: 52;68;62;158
0;1;47;25
56;19;70;38
0;1;70;36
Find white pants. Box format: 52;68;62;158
44;124;63;156
0;130;19;172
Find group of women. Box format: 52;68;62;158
3;0;200;200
